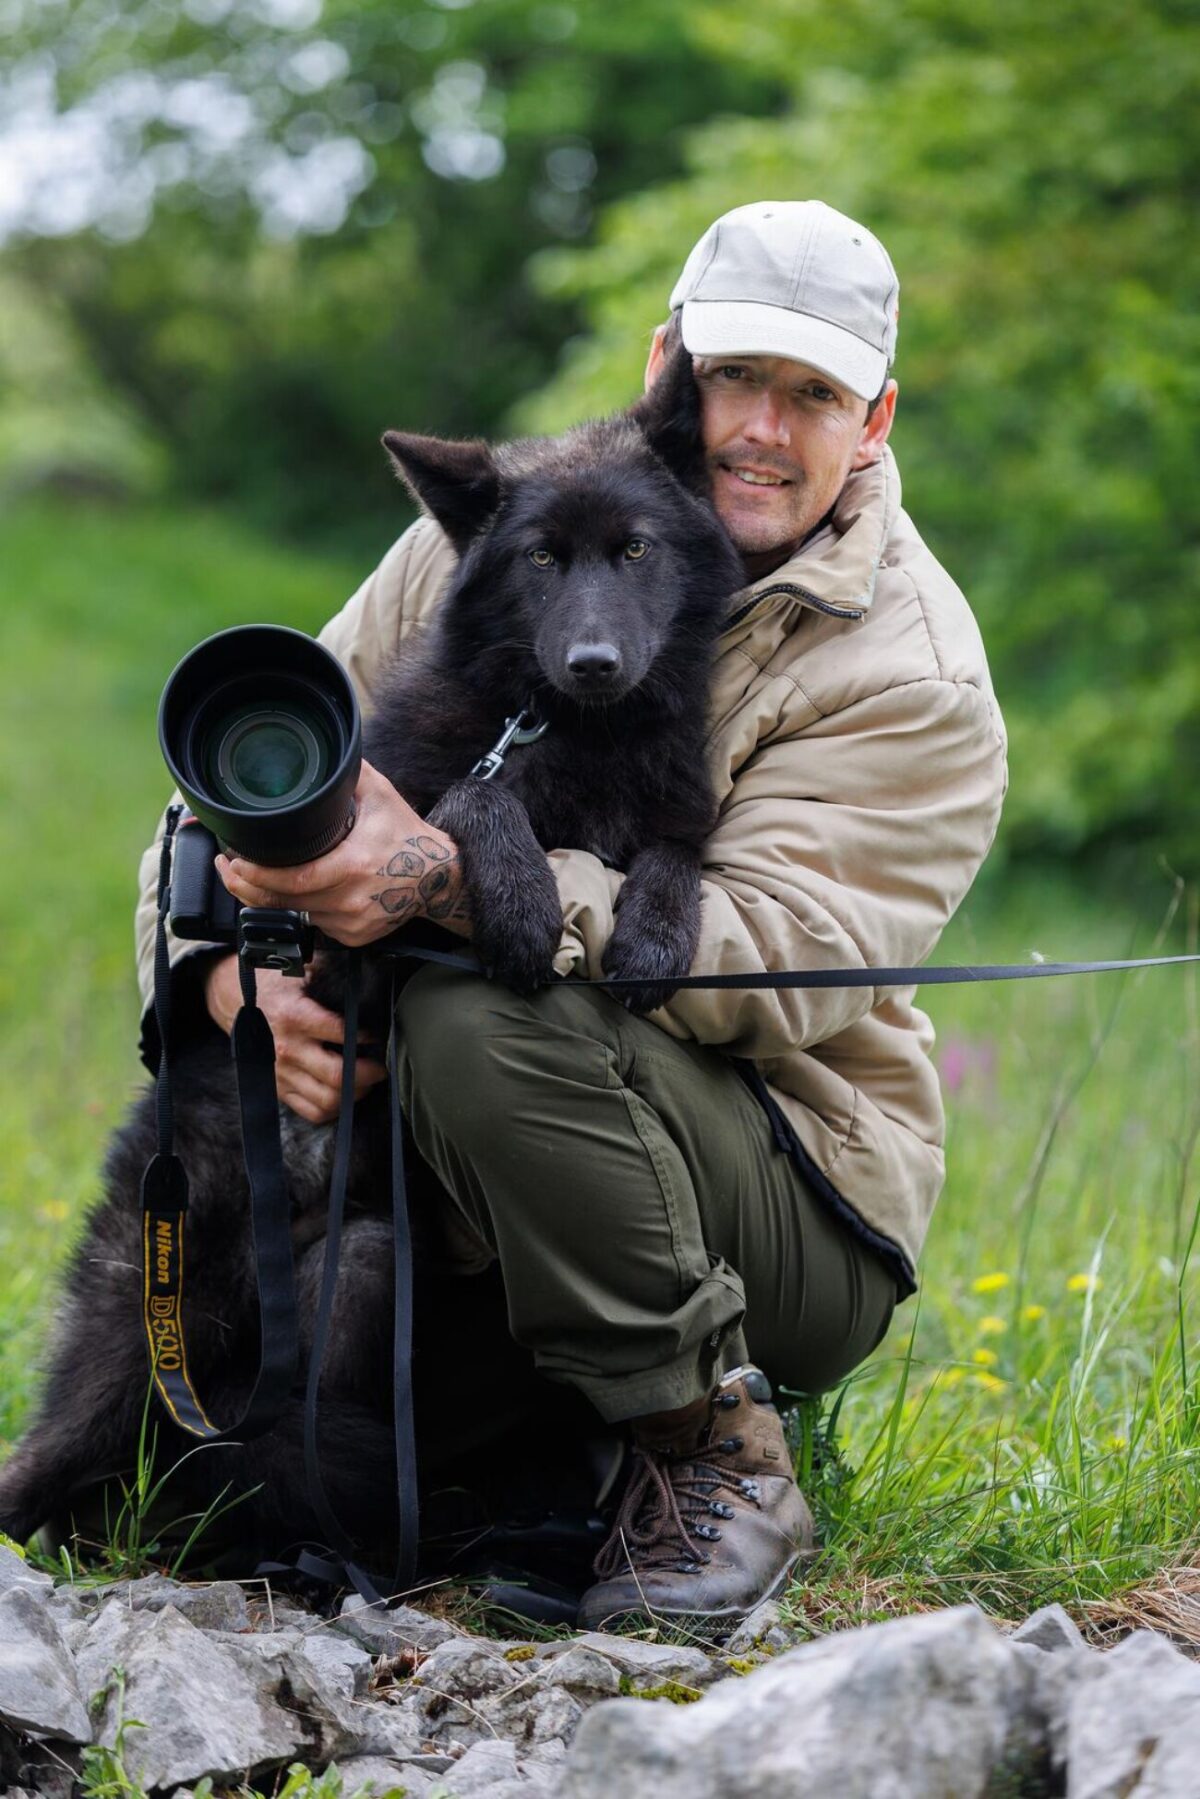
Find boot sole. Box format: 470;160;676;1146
581;1542;818;1636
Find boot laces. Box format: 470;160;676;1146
592;1437;760;1580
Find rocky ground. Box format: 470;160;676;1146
3;1542;1199;1797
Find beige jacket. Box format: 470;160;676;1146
136;444;1006;1293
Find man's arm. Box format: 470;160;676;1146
546;676;1007;1052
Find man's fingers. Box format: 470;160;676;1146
279;1043;385;1120
215;856;286;908
219;851;353;904
278;1068;340;1125
353;1059;389;1100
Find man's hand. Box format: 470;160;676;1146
214;760;473;948
204;954;386;1124
205;760;476;1124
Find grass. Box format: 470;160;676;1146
783;873;1200;1640
2;492;1198;1642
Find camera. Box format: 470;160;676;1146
158;625;361;966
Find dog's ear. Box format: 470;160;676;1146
382;432;501;551
627;337;706;489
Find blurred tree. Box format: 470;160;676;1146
0;0;782;548
518;0;1200;874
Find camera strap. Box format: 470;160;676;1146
294;952;419;1606
142;806;300;1444
145;815;416;1604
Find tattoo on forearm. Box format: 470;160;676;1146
371;834;469;924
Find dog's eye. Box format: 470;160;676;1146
528;548;555;569
624;540;649;561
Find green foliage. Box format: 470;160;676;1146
773;872;1200;1629
521;0;1200;873
2;0;780;549
0;276;163;500
81;1669;149;1799
80;1382;255;1582
4;0;1194;863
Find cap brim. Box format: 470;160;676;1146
679;300;886;402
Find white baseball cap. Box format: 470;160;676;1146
669;200;899;401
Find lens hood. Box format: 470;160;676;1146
159;625;361;867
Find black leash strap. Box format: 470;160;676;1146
382;944;1200;991
388;962;420;1593
143;808;299;1442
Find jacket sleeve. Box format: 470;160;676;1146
132;519;441;1062
550;676;1007;1060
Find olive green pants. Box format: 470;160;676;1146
396;965;898;1426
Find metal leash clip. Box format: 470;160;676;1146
470;704;549;781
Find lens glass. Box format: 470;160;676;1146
232;723;308;799
207;703;331;811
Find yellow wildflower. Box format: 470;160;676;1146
938;1368;967;1388
978;1315;1008;1335
1021;1304;1046;1322
1067;1273;1103;1294
971;1272;1010;1294
974;1372;1008;1394
972;1346;999;1368
1106;1434;1128;1451
38;1199;69;1223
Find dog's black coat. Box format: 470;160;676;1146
0;347;744;1562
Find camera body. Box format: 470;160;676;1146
171;814;318;975
170;815;240;945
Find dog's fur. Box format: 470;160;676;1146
0;346;743;1562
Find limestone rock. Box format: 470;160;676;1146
334;1595;460;1657
0;1587;90;1743
1056;1627;1200;1796
339;1696;430;1762
294;1629;376;1700
722;1598;795;1656
560;1605;1039;1799
443;1738;523;1792
549;1632;721;1694
122;1574;251;1632
336;1753;442;1798
0;1545;53;1602
1011;1602;1088;1656
80;1601;356;1790
536;1646;621;1700
445;1737;564;1794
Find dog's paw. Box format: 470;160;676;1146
602;921;692;1015
470;874;564;996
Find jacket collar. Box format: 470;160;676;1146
728;445;901;623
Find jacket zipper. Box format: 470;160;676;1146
722;582;865;635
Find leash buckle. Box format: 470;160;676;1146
470;705;549;781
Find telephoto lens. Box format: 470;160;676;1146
159;625;362;866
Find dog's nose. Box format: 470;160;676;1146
566;641;622;681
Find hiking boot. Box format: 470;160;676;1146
577;1365;815;1630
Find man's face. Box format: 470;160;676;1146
688;352;896;578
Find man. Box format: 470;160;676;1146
135;200;1007;1627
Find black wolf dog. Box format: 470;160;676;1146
0;345;743;1565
